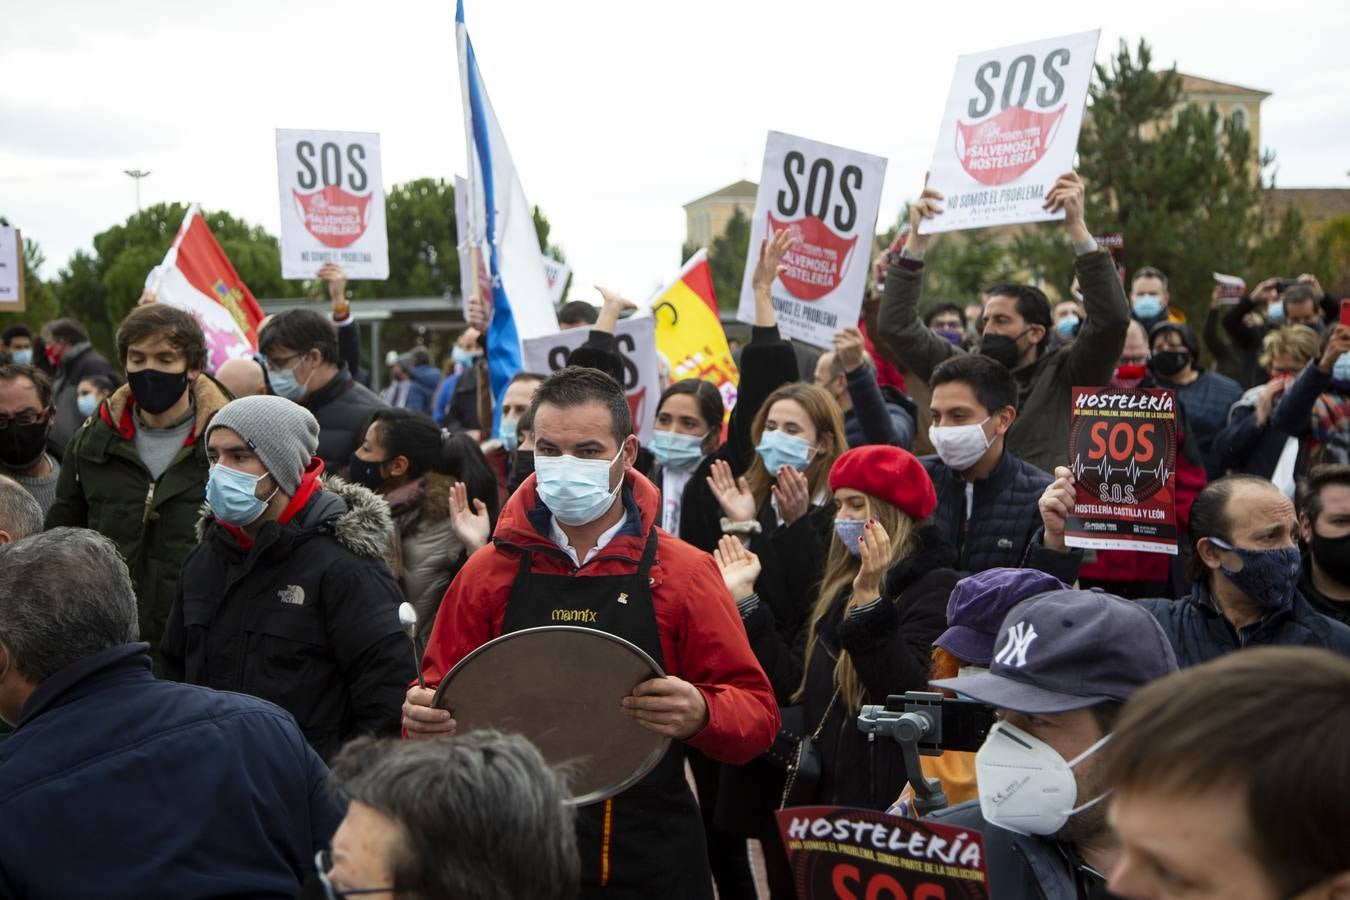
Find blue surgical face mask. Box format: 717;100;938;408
756;429;813;474
1333;353;1350;385
650;429;706;471
1055;315;1080;338
1207;537;1301;611
834;517;866;556
9;350;31;366
452;346;479;368
77;393;99;417
207;463;278;527
499;416;519;453
1132;294;1164;321
1267;303;1286;325
269;362;311;401
534;446;624;527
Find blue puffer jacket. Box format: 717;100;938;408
923;450;1082;583
1137;582;1350;667
0;643;343;899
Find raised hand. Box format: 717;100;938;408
707;459;758;523
906;172;945;257
449;481;491;553
752;228;798;295
1043;172;1089;243
402;685;457;739
850;519;892;605
1038;466;1078;551
594;285;637;334
833;326;867;374
771;464;811;527
713;534;761;601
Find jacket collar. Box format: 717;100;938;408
305;364;352;408
15;644;154;731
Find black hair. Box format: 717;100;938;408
409;347;432;368
42;318;88;346
258;309;340;365
656;379;724;432
0;364;53;407
929;354;1018;415
923;302;967;328
985;283;1052;353
78;373;118;395
1132;266;1169;291
529;366;631;446
1297;464;1350;527
365;409;502;530
2;325;31;344
443;431;501;531
1149;321;1200;359
1281;283;1318;309
1186;474;1276;581
556;300;599;327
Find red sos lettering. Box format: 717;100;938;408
830;863;948;900
295;141;369;192
967;48;1071;117
1086;422;1157;462
777;152;863;232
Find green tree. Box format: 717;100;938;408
532;204;570;302
876;209;1015;308
683;205;750;310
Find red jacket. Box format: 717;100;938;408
419;468;780;765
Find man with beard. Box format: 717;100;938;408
925;588;1179;897
1296;464;1350;627
0;365;61;515
878;172;1129;473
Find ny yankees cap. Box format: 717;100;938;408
930;589;1179;714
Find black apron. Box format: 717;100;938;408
500;527;713;899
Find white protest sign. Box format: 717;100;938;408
543;257;571;308
276;129;389;279
521;317;659;444
736;132;886;349
0;226;23;311
920;29;1100;234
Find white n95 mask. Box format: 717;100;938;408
974;721;1110;836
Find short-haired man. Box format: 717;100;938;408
40;316;117;453
319;732;578;899
1104;647;1350;899
880;172;1129;473
403;366;778;898
0;474;42;544
1040;472;1350;664
813;325;917;448
47;305;231;668
258;308;387;472
163;395;414;760
1148;322;1242;478
923;303;967;347
926;589;1178;897
215;356;269;397
924;354;1078;581
0;528;342;897
1;325;33;365
0;364;61;514
1052;296;1085;345
1128;265;1184;332
1296;464;1350;627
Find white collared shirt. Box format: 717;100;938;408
550;511;628;567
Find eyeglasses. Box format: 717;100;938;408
313;849;410;899
0;410;49;429
264;352;305;373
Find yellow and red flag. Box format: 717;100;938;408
651;249;739;422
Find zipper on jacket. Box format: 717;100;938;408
141;483;156;523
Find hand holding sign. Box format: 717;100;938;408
1042;171;1090;243
751;229;798;326
906;174;945;258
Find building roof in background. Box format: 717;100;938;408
1262;188;1350;224
1177;73;1272;99
684;179;758;208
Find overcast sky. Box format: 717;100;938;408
4;0;1348;305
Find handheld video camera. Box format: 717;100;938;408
857;692;996;816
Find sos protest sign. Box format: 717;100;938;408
522;317;659;444
776;806;989;900
920;30;1100;234
276;129;388;279
1065;388;1178;554
737;132;886;350
0;226;25;311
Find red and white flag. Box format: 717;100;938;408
144;205;266;374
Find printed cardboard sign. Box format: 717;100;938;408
276;129;389;279
1065;387;1178;554
920;30;1100;233
0;226;24;311
736;131;886;349
776;806;989;900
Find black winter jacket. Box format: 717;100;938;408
928;801;1085;900
48;342;119;457
922;450;1082;582
162;474;415;761
303;364;388;474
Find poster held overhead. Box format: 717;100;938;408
276;129;389;280
920;29;1100;234
0;226;25;312
735;131;886;350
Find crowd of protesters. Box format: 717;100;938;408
0;168;1347;900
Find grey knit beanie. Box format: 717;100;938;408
207;395;320;495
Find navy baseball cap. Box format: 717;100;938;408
931;589;1179;714
934;568;1069;666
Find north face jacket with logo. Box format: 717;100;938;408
161;465;414;761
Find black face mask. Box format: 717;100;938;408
1311;531;1350;586
978;332;1023;369
128;368;190;415
0;420;50;469
1150;350;1190;378
347;453;386;490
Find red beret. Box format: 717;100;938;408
828;445;936;521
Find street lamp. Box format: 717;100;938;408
124;169;151;212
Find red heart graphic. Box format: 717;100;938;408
292;185;373;248
956;105;1066;186
766;213;860;301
